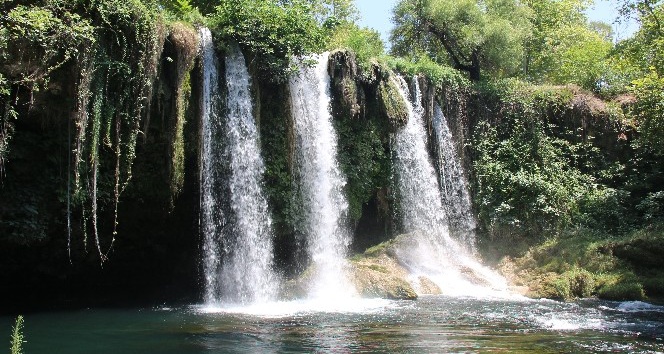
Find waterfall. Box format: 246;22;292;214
199;28;277;305
392;75;506;296
289;52;354;299
432;103;477;252
199;27;224;304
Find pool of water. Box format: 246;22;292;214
3;296;663;353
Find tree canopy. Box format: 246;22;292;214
391;0;531;80
390;0;616;85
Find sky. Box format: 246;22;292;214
355;0;640;50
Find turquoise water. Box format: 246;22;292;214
3;296;663;353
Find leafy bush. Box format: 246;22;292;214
577;187;631;230
473;117;592;234
385;55;468;88
541;269;596;300
630;69;664;153
210;0;324;81
597;281;645;300
326;23;383;67
637;191;664;222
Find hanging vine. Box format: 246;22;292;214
69;0;166;263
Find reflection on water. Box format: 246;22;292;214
2;296;663;353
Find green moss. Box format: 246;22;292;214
167;22;198;205
538;269;595;300
598;281;645;301
497;222;664;301
366;264;388;273
641;272;664;296
362;238;396;258
384;55;468;88
377;77;408;130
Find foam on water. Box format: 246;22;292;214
197;298;395;318
616;301;664;313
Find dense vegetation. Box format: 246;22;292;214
0;0;663;308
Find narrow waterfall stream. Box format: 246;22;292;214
288;52;354;299
200;28;276;305
199;27;224;304
392;75;507;296
432;103;477;251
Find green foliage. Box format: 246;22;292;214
523;0;610;88
82;0;164;260
335;114;390;222
472;89;587;232
312;0;359;24
0;0;94;174
162;0;193;15
637;191;664;222
577;187;631;230
384;55;469;87
539;269;594;300
630;69;664;152
10;315;24;354
539;26;613;89
159;0;204;24
211;0;324;81
2;2;95;88
326;23;384;67
391;0;531;80
472;80;630;235
597;280;645;300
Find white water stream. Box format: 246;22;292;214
200;28;276;305
432;102;477;252
288;52;355;300
391;75;508;297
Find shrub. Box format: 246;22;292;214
326;23;383;67
598;281;645;300
210;0;324;81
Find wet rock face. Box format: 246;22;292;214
377;78;409;131
329;50;365;120
350;254;418;300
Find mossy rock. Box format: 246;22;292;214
377;77;408;131
349;254;418;300
598;282;645;301
329;50;364;120
531;269;595;300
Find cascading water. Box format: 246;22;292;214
199;28;277;305
289;52;354;299
432;103;477;251
199;27;224;304
391;75;507;296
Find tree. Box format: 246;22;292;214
514;0;618;89
615;3;664;152
390;0;531;81
211;0;324;80
312;0;359;26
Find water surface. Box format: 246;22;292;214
4;296;663;353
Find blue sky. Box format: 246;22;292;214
355;0;640;49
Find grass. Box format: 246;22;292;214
11;315;24;354
495;225;664;300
